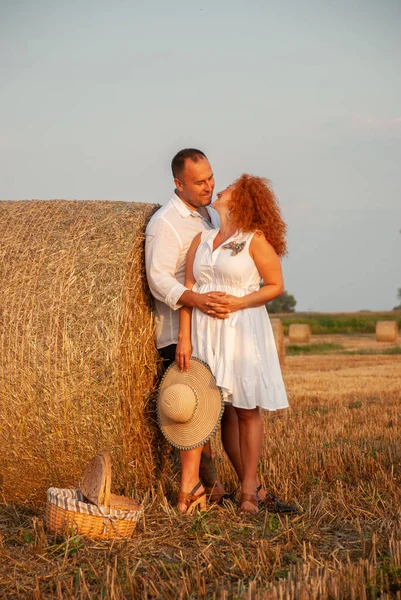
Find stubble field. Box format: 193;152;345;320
1;334;401;599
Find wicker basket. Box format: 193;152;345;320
45;452;143;539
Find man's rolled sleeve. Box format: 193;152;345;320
164;282;187;310
145;218;187;310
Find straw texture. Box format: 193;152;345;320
375;320;399;342
0;200;161;504
288;323;311;343
270;318;285;365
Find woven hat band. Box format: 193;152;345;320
159;383;198;423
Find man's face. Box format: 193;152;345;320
174;158;215;208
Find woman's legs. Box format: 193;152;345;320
234;406;264;513
159;345;226;502
222;404;265;497
221;404;243;480
178;446;205;514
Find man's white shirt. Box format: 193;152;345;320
145;193;219;349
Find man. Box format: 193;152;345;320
145;148;230;363
145;148;297;513
145;148;229;501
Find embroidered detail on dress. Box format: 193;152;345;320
222;241;246;255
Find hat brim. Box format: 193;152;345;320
157;357;224;450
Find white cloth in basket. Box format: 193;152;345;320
47;487;143;522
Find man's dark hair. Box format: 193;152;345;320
171;148;207;179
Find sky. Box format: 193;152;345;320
1;0;400;312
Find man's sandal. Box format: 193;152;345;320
177;481;206;515
238;492;259;515
205;484;234;505
199;454;218;486
257;485;298;514
200;455;231;504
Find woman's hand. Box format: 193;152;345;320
205;294;245;316
176;337;193;372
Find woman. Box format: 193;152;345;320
176;174;290;515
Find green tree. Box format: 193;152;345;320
394;287;401;310
396;230;401;309
267;290;297;313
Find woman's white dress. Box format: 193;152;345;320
191;229;289;411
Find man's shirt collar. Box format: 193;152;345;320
170;192;195;218
170;192;217;226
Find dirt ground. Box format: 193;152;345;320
1;343;401;599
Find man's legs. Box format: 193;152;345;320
158;344;227;498
158;344;177;370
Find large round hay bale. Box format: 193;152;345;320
270;318;285;365
288;324;311;343
0;200;163;504
376;321;399;342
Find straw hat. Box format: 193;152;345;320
157;357;224;450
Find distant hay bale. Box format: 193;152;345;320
376;321;399;342
0;200;163;505
288;324;311;344
270;318;285;365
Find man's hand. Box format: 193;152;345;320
176;337;193;372
205;294;245;316
179;290;244;319
193;292;230;319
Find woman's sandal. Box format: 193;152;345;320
238;492;259;515
177;481;207;515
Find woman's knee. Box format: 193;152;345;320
234;407;260;421
222;404;238;425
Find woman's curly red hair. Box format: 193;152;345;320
230;174;287;257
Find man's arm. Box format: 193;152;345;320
178;289;227;313
145;217;187;309
145;218;230;316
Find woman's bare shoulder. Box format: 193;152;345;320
250;230;277;258
251;230;272;247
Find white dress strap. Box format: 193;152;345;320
199;229;217;245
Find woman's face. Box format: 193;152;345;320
212;184;234;214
